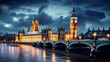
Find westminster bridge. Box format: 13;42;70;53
30;40;110;54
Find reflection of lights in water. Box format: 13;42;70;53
43;50;46;62
52;53;56;62
9;47;11;56
31;47;35;58
66;60;71;62
1;43;4;55
66;57;71;62
4;43;7;47
12;47;14;55
9;46;14;56
36;48;40;56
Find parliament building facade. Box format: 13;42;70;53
15;9;78;42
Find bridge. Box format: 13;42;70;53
31;40;110;54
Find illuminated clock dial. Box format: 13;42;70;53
75;20;77;23
71;20;73;23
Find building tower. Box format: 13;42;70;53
28;26;30;32
34;19;39;32
31;19;35;32
70;8;78;40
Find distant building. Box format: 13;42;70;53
84;27;110;39
0;32;4;36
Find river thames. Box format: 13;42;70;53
0;43;109;62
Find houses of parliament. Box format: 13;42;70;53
15;9;78;42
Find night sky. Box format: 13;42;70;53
0;0;110;34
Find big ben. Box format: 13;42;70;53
70;8;78;40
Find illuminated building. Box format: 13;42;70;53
84;27;110;39
70;9;78;40
58;27;65;41
15;8;78;42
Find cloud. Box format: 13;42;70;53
38;5;48;14
0;0;109;34
85;10;105;20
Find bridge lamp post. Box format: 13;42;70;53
79;36;82;40
93;33;97;40
91;33;97;57
107;34;110;40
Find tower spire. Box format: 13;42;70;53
28;26;30;32
71;8;76;17
31;19;34;24
88;28;90;31
34;18;38;23
103;27;105;31
98;27;100;31
31;19;35;32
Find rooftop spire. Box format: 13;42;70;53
71;8;76;17
34;18;38;23
88;28;90;31
93;27;94;31
103;27;105;31
31;19;34;24
98;27;100;31
108;27;110;31
28;26;30;32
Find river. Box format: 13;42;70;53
0;43;109;62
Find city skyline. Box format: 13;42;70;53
0;0;110;34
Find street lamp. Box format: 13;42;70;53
93;33;97;40
107;34;110;40
79;36;82;40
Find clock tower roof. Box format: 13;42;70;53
71;8;76;17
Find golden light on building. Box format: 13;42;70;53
79;36;82;40
67;35;70;40
53;37;55;41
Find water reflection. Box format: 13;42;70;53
0;43;108;62
52;53;56;62
43;50;46;62
66;57;71;62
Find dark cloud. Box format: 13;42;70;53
85;10;105;20
37;12;53;25
38;5;48;14
0;0;109;34
0;0;49;9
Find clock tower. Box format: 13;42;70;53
70;8;78;40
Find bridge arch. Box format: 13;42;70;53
45;42;53;49
69;43;92;54
54;43;66;51
96;43;110;52
55;42;67;46
38;42;44;47
69;42;93;48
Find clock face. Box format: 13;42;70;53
71;20;73;23
75;20;77;23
